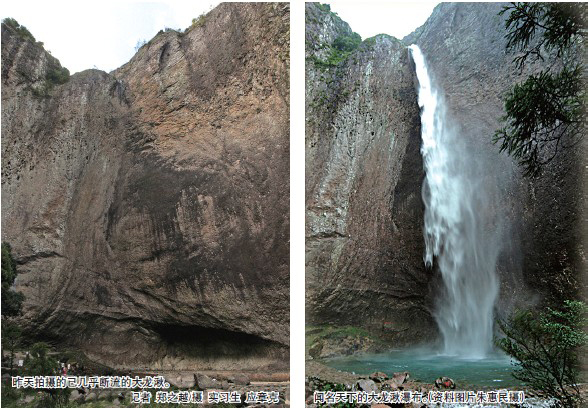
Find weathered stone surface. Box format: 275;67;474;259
1;3;289;371
356;379;378;392
305;3;436;347
369;371;388;382
310;334;384;359
194;373;219;390
228;373;250;385
167;373;196;389
391;371;409;386
404;2;586;312
69;390;81;401
307;2;586;358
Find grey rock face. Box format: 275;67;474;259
305;3;436;345
405;2;586;311
1;3;289;371
194;373;219;390
306;2;586;353
356;379;378;393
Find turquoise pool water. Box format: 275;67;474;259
323;349;521;388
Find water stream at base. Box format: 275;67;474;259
324;349;518;387
409;45;501;358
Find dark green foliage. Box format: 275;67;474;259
1;242;24;317
500;3;587;69
2;242;17;285
2;289;25;317
312;32;363;69
496;300;587;407
494;66;584;176
46;66;69;85
316;3;331;13
21;343;73;407
31;66;70;98
2;17;36;42
363;37;377;48
1;382;23;408
333;32;361;53
191;13;206;29
26;342;59;376
2;321;22;374
495;2;587;176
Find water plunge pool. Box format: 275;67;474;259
322;349;521;388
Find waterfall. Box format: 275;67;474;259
409;45;500;358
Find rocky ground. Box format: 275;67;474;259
305;360;588;408
306;326;389;360
3;370;289;407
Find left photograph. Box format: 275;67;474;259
1;2;290;406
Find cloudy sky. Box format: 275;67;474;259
1;1;218;74
328;1;439;40
1;2;438;75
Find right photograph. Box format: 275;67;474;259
305;2;586;407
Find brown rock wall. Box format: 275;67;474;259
1;3;290;371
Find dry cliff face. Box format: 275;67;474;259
305;4;436;345
405;2;586;311
1;3;290;371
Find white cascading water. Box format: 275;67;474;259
409;45;500;358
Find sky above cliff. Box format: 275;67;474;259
2;2;439;74
1;1;218;74
328;1;439;40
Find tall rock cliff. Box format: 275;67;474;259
306;2;586;351
1;3;290;371
305;3;436;345
405;2;587;311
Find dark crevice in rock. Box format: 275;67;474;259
16;250;64;264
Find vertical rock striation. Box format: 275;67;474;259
307;2;586;352
1;3;290;371
405;2;586;312
305;3;436;345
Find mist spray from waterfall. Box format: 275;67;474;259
409;45;501;358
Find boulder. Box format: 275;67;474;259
369;371;388;382
69;390;81;401
167;373;195;389
194;373;219;390
391;371;410;386
356;379;378;393
308;341;324;359
228;373;250;385
380;380;399;391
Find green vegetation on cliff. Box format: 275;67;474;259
496;300;587;407
1;18;71;97
495;2;586;176
1;242;24;317
2;17;36;43
311;31;362;69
